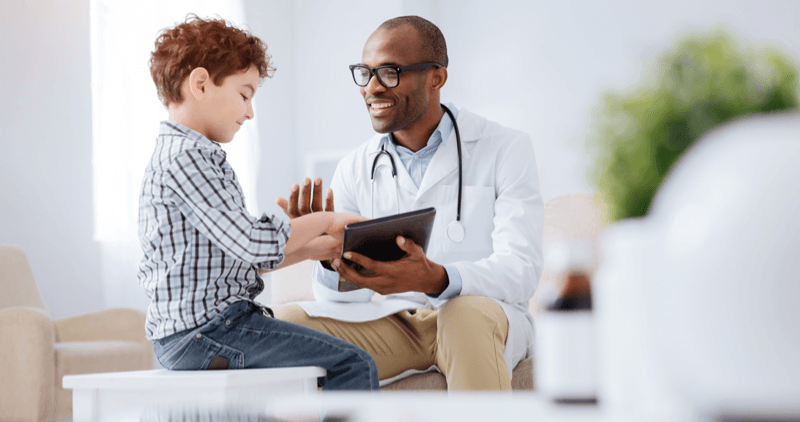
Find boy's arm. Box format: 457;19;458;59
164;148;290;270
260;235;339;274
309;160;375;303
165;148;362;271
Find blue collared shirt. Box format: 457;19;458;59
375;103;462;300
377;104;456;188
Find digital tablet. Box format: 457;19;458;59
337;207;437;292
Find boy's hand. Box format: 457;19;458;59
327;213;368;241
276;177;334;218
302;235;342;262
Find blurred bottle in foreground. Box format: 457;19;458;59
535;239;596;404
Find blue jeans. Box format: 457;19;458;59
153;301;379;391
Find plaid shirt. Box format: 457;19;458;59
137;121;290;340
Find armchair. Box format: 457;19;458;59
0;244;153;422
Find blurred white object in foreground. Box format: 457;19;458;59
597;112;800;419
646;112;800;416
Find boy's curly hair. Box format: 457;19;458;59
150;14;275;106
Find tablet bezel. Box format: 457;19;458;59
337;207;437;291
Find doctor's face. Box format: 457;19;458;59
359;25;432;134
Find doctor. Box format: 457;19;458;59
275;16;543;390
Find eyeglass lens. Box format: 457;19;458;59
354;66;399;88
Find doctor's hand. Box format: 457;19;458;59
331;236;449;296
276;177;334;219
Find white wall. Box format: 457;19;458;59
436;0;800;200
245;0;800;206
242;0;299;216
0;0;103;318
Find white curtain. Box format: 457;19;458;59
91;0;261;310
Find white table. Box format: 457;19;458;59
62;366;325;422
89;392;617;422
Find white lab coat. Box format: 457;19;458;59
297;108;544;379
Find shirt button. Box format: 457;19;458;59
225;320;231;326
413;155;419;160
196;334;201;339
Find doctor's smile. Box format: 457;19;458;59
369;100;394;112
367;98;395;116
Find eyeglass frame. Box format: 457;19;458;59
349;62;443;89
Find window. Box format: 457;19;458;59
91;0;260;307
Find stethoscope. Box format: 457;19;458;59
370;104;465;243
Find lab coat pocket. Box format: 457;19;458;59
437;185;495;253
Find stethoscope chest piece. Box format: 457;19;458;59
447;221;466;243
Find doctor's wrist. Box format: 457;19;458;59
425;263;449;296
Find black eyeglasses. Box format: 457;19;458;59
349;62;442;89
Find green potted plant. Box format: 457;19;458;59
588;32;799;415
590;32;799;222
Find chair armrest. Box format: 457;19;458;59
55;308;148;343
0;306;56;421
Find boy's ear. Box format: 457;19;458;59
188;67;210;101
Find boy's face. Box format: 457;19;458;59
200;65;260;144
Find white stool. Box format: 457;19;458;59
63;366;326;422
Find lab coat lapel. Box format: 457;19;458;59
416;111;478;200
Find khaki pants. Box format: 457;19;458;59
275;295;510;390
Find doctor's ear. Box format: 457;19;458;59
430;67;448;91
188;67;210;101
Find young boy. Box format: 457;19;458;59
138;15;378;391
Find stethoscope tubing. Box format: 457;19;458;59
442;105;462;222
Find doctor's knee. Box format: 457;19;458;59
437;295;509;346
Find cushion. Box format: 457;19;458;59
380;357;533;391
0;244;48;311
